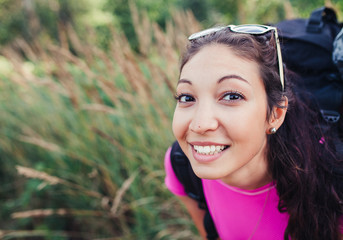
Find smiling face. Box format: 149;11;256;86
173;44;274;190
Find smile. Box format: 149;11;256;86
194;145;228;155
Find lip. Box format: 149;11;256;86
189;142;229;163
189;141;227;146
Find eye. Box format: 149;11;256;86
174;93;195;103
221;91;245;102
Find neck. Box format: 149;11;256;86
220;154;272;190
221;172;272;190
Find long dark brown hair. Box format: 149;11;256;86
180;28;343;240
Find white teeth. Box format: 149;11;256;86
194;145;226;155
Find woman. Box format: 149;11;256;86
164;25;343;239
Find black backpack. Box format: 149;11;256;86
170;141;218;240
169;7;343;240
276;7;343;125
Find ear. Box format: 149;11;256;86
267;96;288;134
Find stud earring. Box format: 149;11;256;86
269;127;277;134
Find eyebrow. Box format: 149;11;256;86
177;74;250;86
218;75;250;85
177;79;192;85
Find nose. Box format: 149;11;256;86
189;103;219;134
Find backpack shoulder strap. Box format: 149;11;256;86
306;6;338;34
170;141;206;209
170;141;219;240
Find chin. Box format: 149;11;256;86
191;166;224;180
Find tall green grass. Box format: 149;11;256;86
0;7;201;240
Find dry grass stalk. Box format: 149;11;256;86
1;46;35;85
11;208;104;219
66;22;94;66
185;10;201;35
128;2;179;99
46;45;82;107
0;229;90;239
16;165;104;198
146;96;170;125
1;46;22;68
1;48;56;95
171;10;188;36
58;21;69;50
283;0;296;19
8;36;57;77
91;45;117;77
129;1;152;56
110;170;138;216
16;165;65;185
29;37;51;62
19;135;62;152
1;44;67;96
97;166;118;197
64;152;118;197
47;44;95;79
156;229;199;240
109;30;151;98
93;237;122;240
13;38;38;62
96;76;127;108
152;22;179;79
165;20;176;48
170;10;200;52
91;127;127;155
109;31;139;92
30;78;70;97
65;151;98;168
124;52;152;97
141;57;176;94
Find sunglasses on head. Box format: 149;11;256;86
188;24;285;92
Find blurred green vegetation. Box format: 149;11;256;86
1;0;341;49
0;0;342;239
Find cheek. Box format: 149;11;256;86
172;109;188;140
222;107;268;140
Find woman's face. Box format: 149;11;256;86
173;44;273;189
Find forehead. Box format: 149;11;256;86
180;44;262;85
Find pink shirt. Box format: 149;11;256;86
164;147;289;239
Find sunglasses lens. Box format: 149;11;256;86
231;25;270;34
188;26;226;40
